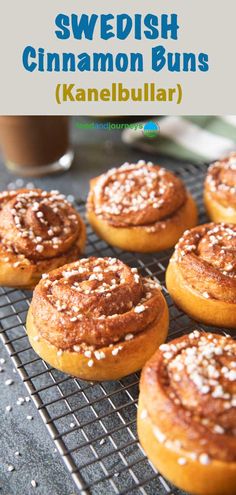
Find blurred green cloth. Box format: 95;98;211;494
122;116;236;163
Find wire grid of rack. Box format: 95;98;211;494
0;161;232;495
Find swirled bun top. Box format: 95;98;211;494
205;153;236;208
141;331;236;463
171;223;236;302
30;256;163;350
87;160;187;227
0;188;82;260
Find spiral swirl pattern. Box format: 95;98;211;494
0;189;83;261
88;161;187;228
172;223;236;303
141;331;236;463
205;153;236;208
30;257;163;350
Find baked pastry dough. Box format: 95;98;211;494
166;223;236;328
204;153;236;223
0;189;86;288
138;330;236;495
26;256;169;380
87;161;198;252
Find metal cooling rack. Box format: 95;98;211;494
0;162;233;495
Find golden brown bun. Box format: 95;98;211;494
87;161;198;252
27;303;168;380
166;223;236;328
0;189;86;288
204;190;236;223
204;153;236;223
26;257;169;380
138;331;236;495
88;193;197;253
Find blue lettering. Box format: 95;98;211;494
198;53;209;72
55;14;70;40
152;45;166;72
144;14;159;40
101;14;114;39
22;46;37;72
71;14;98;40
161;14;179;40
117;14;132;40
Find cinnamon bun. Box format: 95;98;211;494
204;153;236;223
26;257;169;380
87;161;198;252
166;223;236;328
0;189;86;288
138;331;236;495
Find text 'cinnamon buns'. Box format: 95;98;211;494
26;257;169;380
166;223;236;328
204;153;236;223
0;189;86;288
138;331;236;495
87;161;198;252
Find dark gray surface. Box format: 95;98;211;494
0;344;77;495
0;117;193;495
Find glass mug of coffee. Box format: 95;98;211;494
0;116;74;176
